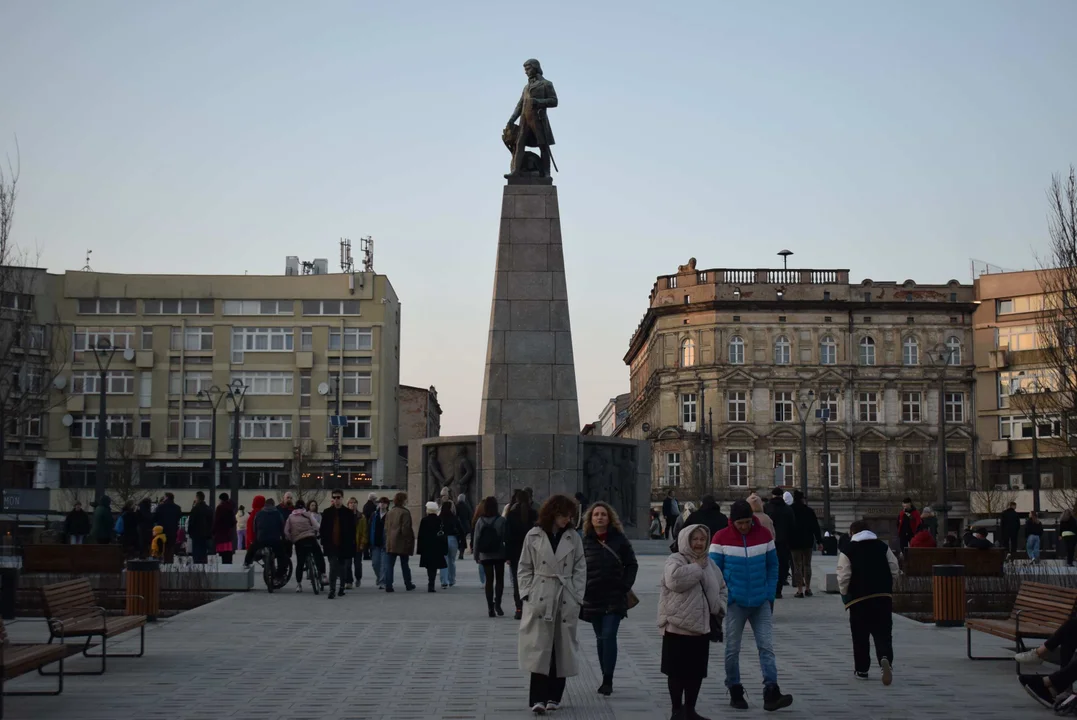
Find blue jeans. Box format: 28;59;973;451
590;614;622;679
1027;534;1041;561
725;602;778;689
371;547;386;586
385;553;412;590
441;536;458;586
479;562;486;585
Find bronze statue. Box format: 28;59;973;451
505;58;558;178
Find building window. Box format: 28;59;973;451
944;392;964;423
71;415;133;439
773;391;794;422
139;418;152;438
860;451;881;489
232;372;294;395
169;371;212;396
1;293;33;312
77;298;136;315
300;371;311;409
139;372;152;408
996;298;1014;314
822;452;840;488
729;335;745;365
819;392;839;422
73;328;134;351
728;451;749;487
21;416;41;438
995;325;1040;351
819;335;837;365
170;327;214;351
945;335;961;365
222;300;294;316
680;338;696;368
666;453;681;486
302;300;360;316
183;415;213;440
231;327;294;362
239;415;293;439
299;416;311;439
681;393;698;431
140;327;154;350
902;336;919;366
341;371;372;396
71;370;135;395
328;328;373;351
341;416;372;439
903;452;924;488
727;390;747;423
144;299;214;315
859;337;876;366
774;335;791;365
774;451;794;485
300;327;313;351
946;452;967;489
857;392;879;423
900;391;922;423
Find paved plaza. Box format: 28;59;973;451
4;553;1046;719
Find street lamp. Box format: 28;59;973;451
927;344;959;537
91;337;119;506
225;380;248;507
196;386;233;491
797;389;817;500
1010;376;1047;515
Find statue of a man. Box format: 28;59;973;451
505;58;558;179
426;447;447;502
450;446;475;501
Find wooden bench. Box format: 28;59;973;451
904;548;1006;576
40;579;146;675
966;581;1077;666
22;544;125;574
1;619;70;718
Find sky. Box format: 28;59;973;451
3;1;1077;435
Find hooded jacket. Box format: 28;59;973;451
837;530;899;608
152;497;182;541
764;494;796;545
63;508;91;537
254;505;285;544
91;497;114;543
246;496;266;544
709;516;778;607
685;501;728;540
284;509;318;543
746;494;775;539
790;502;823;550
658;524;727;636
150;526;167;558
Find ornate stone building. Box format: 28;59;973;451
617;260;977;533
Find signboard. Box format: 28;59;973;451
2;489;52;512
329;416;348;428
815;408;831;421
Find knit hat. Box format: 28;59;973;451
425;501;439;514
783;491;794;506
730;499;753;522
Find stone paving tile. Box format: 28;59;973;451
1;556;1047;719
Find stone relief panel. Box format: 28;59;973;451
581;442;638;527
425;443;477;507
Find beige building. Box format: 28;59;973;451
32;266;400;510
973;270;1073;513
618;259;977;533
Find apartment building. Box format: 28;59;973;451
618;259;977;533
33;266;400;510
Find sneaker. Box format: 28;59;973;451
729;684;749;710
530;703;546;715
495;605;505;617
327;591;336;600
1020;674;1057;708
794;591;804;598
295;583;303;593
345;583;353;590
804;589;813;597
442;583;448;589
242;563;252;570
514;608;523;620
405;584;416;591
763;684;793;711
880;658;893;686
545;701;560;712
854;671;869;680
1055;694;1077;714
385;586;394;593
1015;649;1044;666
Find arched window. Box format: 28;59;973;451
681;338;696;367
945;335;961;365
859;336;876;366
902;336;919;366
774;335;791;365
820;335;837;365
729;335;745;365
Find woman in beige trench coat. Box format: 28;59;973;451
517;494;586;715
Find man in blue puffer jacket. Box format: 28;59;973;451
710;499;792;712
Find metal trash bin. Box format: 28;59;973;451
126;559;161;621
932;564;966;627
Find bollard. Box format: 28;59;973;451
126;558;161;621
932;564;966;627
0;567;18;620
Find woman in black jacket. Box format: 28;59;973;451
417;502;448;592
119;501;141;558
580;501;638;697
505;489;538;620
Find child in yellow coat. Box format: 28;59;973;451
150;525;167;559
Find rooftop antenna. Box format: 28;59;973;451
340;238;354;273
360;236;374;272
777;249;793;270
81;249;93;271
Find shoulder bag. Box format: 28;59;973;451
700;577;724;643
598;539;640;610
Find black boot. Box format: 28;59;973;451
729;684;749;710
428;582;436;593
597;675;612;695
488;604;496;618
763;684;793;711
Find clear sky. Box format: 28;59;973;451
3;1;1076;435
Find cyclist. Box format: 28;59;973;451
285;500;326;593
243;497;286;575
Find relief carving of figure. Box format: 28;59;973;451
450;446;475;503
426;447;447;502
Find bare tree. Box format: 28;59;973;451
970;444;1018;515
0;143;69;487
107;436;148;508
288;442;327;506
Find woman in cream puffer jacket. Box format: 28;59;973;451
658;523;727;719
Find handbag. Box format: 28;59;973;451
598;539;640;610
700;579;724;643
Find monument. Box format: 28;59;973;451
409;60;650;536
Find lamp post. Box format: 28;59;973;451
1011;376;1046;515
928;345;958;537
797;389;817;500
197;386;232;491
225;380;247;507
820;405;833;532
91;337;119;505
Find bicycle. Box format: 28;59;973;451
255;546;292;592
302;549;323;595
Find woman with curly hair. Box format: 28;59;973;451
580;501;638;696
518;494;586;715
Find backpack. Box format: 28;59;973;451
476;519;502;555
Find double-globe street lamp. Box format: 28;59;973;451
795;387;840;530
92;337;120;506
197;380;247;503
